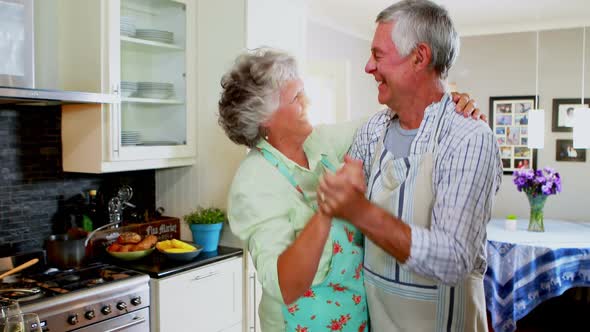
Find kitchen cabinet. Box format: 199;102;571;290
150;256;243;332
60;0;196;173
245;253;263;332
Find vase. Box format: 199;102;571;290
526;193;547;232
190;223;223;252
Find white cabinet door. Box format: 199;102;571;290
245;254;263;332
222;322;242;332
60;0;196;173
153;257;243;332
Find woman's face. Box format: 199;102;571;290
265;78;312;141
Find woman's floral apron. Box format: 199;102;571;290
258;147;369;332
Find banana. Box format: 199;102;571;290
165;248;196;253
156;240;172;250
171;239;196;251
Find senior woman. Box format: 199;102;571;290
218;49;482;331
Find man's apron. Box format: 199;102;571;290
363;95;488;331
257;148;369;331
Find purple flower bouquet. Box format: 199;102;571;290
513;167;562;232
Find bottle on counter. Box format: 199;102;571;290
82;189;98;232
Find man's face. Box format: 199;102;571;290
365;22;414;108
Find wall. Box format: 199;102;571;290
449;28;590;221
306;19;382;120
0;107;155;254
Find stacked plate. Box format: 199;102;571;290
121;81;138;97
136;82;174;99
121;131;141;146
120;16;136;37
135;29;174;44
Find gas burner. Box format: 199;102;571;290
0;286;44;303
87;278;104;286
63;274;80;282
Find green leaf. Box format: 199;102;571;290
184;207;226;224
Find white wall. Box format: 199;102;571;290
449;28;590;221
306;19;381;121
246;0;307;64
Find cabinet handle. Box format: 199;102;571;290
250;274;257;331
111;104;121;156
192;270;219;281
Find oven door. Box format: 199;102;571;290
73;308;149;332
0;0;34;88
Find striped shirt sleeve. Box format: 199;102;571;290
405;129;502;285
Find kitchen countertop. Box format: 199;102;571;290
106;245;243;278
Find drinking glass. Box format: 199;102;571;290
0;300;21;331
4;313;42;332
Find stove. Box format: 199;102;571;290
0;263;150;332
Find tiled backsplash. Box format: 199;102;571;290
0;107;155;254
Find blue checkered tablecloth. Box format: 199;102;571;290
484;219;590;332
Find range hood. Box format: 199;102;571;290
0;0;118;106
0;87;119;106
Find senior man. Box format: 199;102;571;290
318;1;503;331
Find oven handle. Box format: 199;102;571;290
103;316;146;332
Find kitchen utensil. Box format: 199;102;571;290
45;234;87;269
0;259;39;280
106;247;154;261
83;221;122;247
157;243;203;261
117;185;133;203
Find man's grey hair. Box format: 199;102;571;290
376;0;460;79
218;48;299;148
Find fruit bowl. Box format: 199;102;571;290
107;247;155;261
156;239;203;261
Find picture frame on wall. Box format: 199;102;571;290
489;96;538;174
555;139;586;162
552;98;590;132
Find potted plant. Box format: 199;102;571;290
184;207;226;252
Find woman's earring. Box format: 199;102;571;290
261;128;269;140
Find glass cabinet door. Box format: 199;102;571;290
119;0;187;151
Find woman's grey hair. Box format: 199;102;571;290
376;0;460;79
218;48;299;148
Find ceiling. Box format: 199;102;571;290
306;0;590;39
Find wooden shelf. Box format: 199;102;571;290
121;36;184;50
122;97;184;104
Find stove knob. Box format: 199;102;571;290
85;310;95;320
116;302;127;311
67;314;78;325
101;305;112;315
131;296;142;306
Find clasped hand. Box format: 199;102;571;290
317;156;367;222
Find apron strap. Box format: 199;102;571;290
257;147;335;207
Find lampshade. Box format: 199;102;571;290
573;107;590;149
527;109;545;149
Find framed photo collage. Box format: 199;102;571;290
489;96;537;174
